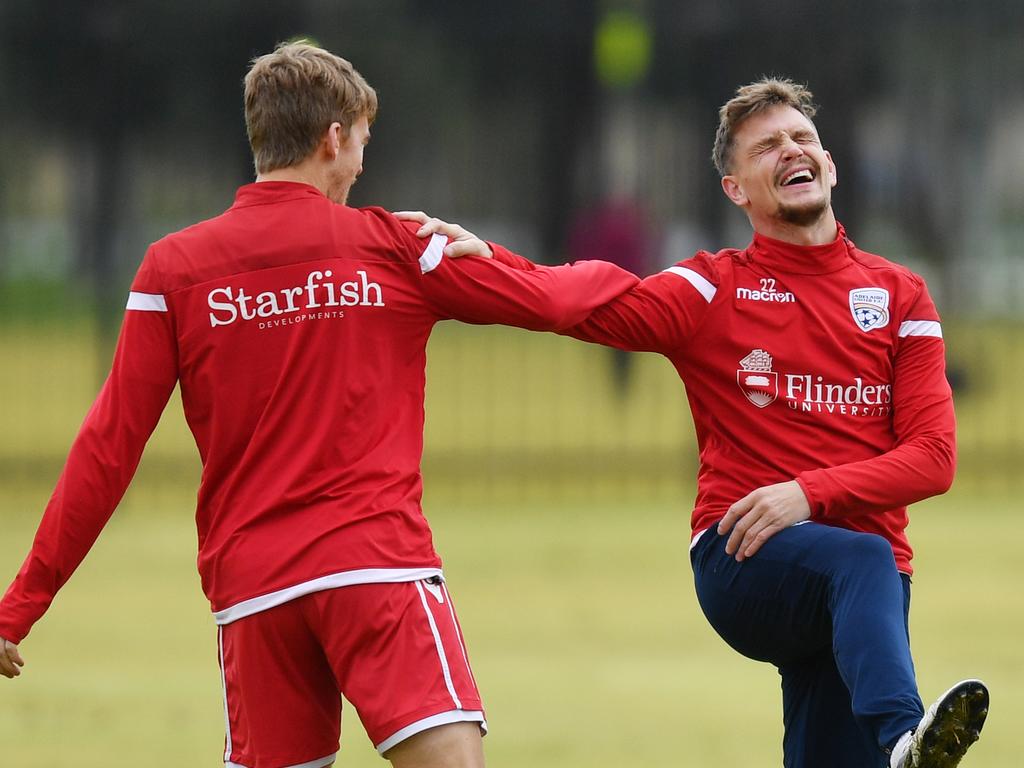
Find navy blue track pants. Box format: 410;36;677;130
690;521;925;767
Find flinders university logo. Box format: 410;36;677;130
736;349;778;408
849;287;890;332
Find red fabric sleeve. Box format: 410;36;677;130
799;285;955;518
377;215;638;329
419;247;640;331
488;247;717;353
0;259;178;644
557;258;719;354
488;242;539;271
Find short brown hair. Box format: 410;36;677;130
244;41;378;174
712;77;817;176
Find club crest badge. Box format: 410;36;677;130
736;349;778;408
849;288;890;332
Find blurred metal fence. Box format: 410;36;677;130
1;311;1020;510
1;0;1022;510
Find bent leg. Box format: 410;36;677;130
828;538;922;749
691;523;923;761
384;721;484;768
781;649;886;768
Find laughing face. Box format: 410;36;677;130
721;105;837;237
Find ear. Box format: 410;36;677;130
721;175;748;207
824;150;837;189
322;122;344;160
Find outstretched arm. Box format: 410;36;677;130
0;270;178;650
393;211;640;330
396;211;716;353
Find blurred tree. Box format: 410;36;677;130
0;0;305;377
647;0;884;242
408;0;599;259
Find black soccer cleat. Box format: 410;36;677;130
890;679;989;768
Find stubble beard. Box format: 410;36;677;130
327;167;355;206
328;182;351;206
776;194;829;227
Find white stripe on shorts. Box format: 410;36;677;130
414;580;461;708
441;583;479;690
375;709;487;755
218;627;233;763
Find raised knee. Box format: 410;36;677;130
833;532;896;572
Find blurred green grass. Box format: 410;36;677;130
0;491;1017;766
1;321;1020;766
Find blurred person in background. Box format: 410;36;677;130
0;41;639;768
402;78;988;768
566;196;657;396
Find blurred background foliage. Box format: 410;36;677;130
0;0;1021;499
0;1;1021;766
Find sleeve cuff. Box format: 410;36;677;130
795;472;826;519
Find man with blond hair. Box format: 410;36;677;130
0;42;639;768
404;78;989;767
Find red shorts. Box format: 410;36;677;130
217;578;485;768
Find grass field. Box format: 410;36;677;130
1;321;1021;766
1;491;1018;767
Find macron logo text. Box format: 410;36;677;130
208;269;384;328
736;286;796;303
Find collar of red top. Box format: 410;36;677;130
746;223;855;275
232;181;326;208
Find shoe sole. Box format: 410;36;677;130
914;679;989;768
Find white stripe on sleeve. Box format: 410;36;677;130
898;320;942;339
126;291;168;312
419;233;448;274
662;266;717;303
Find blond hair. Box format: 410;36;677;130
712;77;817;176
244;41;378;174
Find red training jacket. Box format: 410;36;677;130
494;225;955;574
0;181;639;644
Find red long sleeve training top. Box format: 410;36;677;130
494;225;955;574
0;181;638;644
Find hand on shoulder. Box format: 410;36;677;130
393;211;493;259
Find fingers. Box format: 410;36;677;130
392;212;461;239
720;489;779;560
0;640;24;679
718;481;810;561
393;210;430;224
719;492;755;552
393;211;445;238
725;509;755;558
424;219;474;241
736;518;778;561
443;239;493;259
392;211;483;245
393;211;490;258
